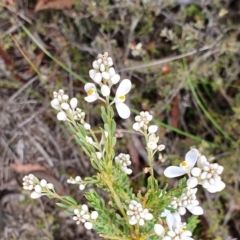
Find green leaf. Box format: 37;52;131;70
62;196;77;205
56;202;69;209
78;124;86;137
110;120;116;135
101;106;107;123
108;105;115;118
104;123;110;134
112;136;117;147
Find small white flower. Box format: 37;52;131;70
86;136;93;144
91;211;99;220
164;149;199;178
147;134;159;150
101;85;110;97
51;98;61;110
126;200;153;226
161;214;194;240
190;157;225;193
93;72;102;84
34;185;42;193
40;179;47;187
84;222;93;229
70;98;78;110
169;188;203;216
114;79;132;119
158;144;165;151
57;111;67;121
67;176;85;190
23;174;38;191
132;111;153;131
133;122;141;131
47;183;54;189
148;125;158;134
61;102;70;110
115;153;132;175
154;224;165;236
84;83;99;102
31;191;42;199
84;123;91;130
73;205;98;230
79;184;85;190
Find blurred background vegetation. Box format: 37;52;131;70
0;0;240;239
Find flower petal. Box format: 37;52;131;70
116;102;131;119
84;222;93;229
116;79;132;95
185;149;199;168
187;206;203;215
164;166;185;178
111;74;120;84
57;111;67;121
197;155;207;168
84;95;98;103
148;125;158;134
51;99;61;110
70;98;78;109
84;83;96;92
216;181;226;192
101;85;110;96
31;191;42;199
154;224;165;236
187;177;198;188
166;213;176;231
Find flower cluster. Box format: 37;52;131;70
73;204;98;230
133;111;153;131
51;89;90;130
133;111;165;152
164;149;225;193
84;52;132;119
168;188;203;216
126;200;153;226
67;176;85;190
23;174;54;199
115;153;132;175
154;215;194;240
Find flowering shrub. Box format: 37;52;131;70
22;52;225;240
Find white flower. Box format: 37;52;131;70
108;67;120;84
148;125;158;134
190;157;225;193
101;85;110;96
115;153;132;175
84;123;91;130
57;111;67;121
31;191;42;199
73;205;98;230
22;174;38;191
160;214;194;240
164;149;199;178
86;136;94;144
51;98;61;110
132;111;153;131
154;224;165;236
170;188;203;216
114;79;132;119
147;134;159;150
70;98;78;110
67;176;86;190
84;83;99;102
126;200;153;226
158;144;165;151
